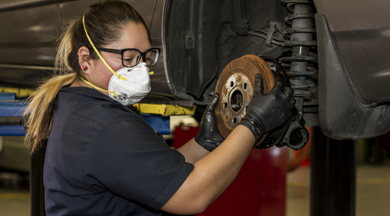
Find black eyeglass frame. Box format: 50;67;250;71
96;47;160;67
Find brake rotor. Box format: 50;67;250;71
215;54;275;139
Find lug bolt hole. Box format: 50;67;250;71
231;90;243;112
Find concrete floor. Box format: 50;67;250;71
0;172;30;216
287;165;390;216
0;165;389;216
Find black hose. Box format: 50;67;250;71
0;116;24;125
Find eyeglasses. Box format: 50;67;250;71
96;47;160;67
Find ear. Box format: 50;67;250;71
78;46;91;74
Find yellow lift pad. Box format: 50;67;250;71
134;103;196;116
0;87;34;98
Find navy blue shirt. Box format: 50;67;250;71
44;87;194;216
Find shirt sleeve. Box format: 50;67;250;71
82;113;194;210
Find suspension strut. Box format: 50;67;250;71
280;0;317;106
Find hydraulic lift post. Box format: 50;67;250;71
31;145;46;216
310;127;357;216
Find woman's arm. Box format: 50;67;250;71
176;93;224;164
176;138;210;164
162;125;255;214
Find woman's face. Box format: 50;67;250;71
85;22;151;94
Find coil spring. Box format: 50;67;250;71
280;0;317;98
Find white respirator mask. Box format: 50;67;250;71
80;15;153;106
107;62;151;105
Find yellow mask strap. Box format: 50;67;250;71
149;68;154;76
79;76;117;98
82;15;127;81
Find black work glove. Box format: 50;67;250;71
239;73;295;141
194;93;225;152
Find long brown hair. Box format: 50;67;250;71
24;0;148;154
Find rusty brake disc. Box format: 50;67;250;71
215;54;275;139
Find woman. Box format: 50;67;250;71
24;0;295;215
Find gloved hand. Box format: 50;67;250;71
239;73;295;141
194;93;225;152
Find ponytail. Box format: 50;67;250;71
24;18;78;154
24;74;76;153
